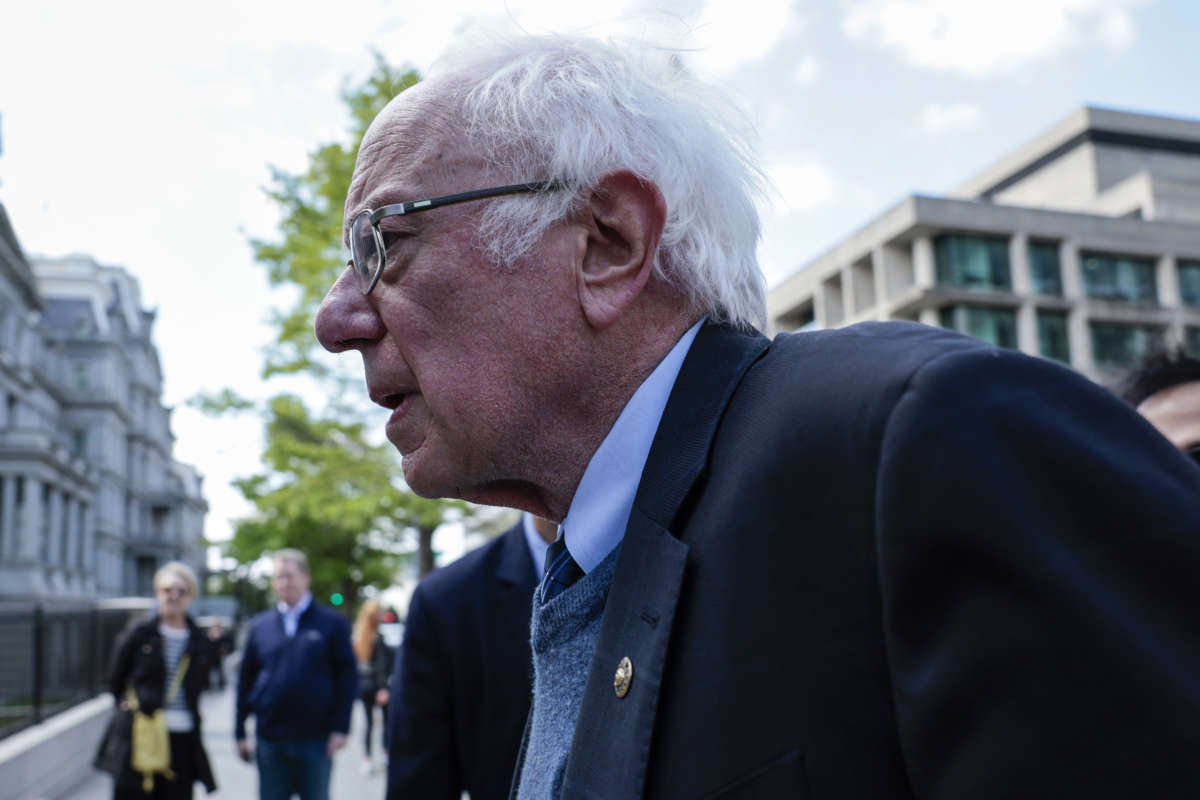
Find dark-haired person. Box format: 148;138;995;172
1122;345;1200;463
386;513;555;800
95;562;217;799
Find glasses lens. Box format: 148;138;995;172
350;211;380;292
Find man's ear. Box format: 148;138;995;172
576;171;667;330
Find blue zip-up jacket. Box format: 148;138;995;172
235;600;357;741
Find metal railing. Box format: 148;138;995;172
0;604;134;740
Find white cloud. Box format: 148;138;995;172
842;0;1149;77
793;55;820;85
766;159;840;214
689;0;798;77
918;102;982;134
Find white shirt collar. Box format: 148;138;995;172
277;591;312;618
522;512;552;576
560;319;703;573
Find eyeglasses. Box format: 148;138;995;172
347;181;558;295
157;584;188;598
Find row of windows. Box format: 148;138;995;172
934;234;1200;307
938;304;1197;370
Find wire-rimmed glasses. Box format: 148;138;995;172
347;181;558;295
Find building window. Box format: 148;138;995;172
935;234;1011;291
1187;328;1200;356
1179;260;1200;308
939;305;1018;349
1029;241;1062;296
74;362;90;390
1090;322;1164;369
1037;311;1070;364
1080;252;1157;303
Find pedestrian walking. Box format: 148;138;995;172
351;599;393;775
235;549;357;800
94;561;218;799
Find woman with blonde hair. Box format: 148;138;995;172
352;598;395;774
94;561;217;798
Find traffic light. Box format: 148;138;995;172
330;592;344;606
382;610;396;623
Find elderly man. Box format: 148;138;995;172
1123;346;1200;463
315;35;1200;800
235;549;357;800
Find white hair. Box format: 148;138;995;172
428;34;769;331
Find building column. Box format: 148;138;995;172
1;476;15;558
1158;254;1186;345
841;265;857;320
918;308;941;327
1061;240;1093;374
47;486;64;566
912;236;935;289
64;495;80;570
20;476;43;561
1010;232;1037;355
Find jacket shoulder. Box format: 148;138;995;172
413;528;511;606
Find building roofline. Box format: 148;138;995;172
950;106;1200;201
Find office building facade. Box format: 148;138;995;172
767;107;1200;385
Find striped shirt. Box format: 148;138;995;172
159;625;193;732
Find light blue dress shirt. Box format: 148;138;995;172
560;320;703;573
276;591;313;637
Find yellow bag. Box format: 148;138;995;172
125;654;190;793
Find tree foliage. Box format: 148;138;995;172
250;53;419;380
225;395;455;605
198;54;460;606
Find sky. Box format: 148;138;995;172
1;0;1198;563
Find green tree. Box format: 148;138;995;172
251;53;418;381
223;395;456;606
197;55;458;602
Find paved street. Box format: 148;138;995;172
64;665;388;799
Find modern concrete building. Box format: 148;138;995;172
0;203;207;601
767;106;1200;385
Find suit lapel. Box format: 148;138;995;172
560;323;770;798
491;523;538;679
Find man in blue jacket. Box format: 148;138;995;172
236;549;357;800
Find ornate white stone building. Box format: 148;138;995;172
0;203;206;601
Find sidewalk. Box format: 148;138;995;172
65;669;388;799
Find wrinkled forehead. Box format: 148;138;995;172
344;80;484;235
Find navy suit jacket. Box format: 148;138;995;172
520;321;1200;799
388;521;538;800
235;600;357;742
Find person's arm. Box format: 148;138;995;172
106;624;137;699
234;622;260;745
876;348;1200;798
386;585;462;800
329;613;358;750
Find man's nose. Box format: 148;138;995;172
315;266;386;353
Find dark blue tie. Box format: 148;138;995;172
541;535;585;603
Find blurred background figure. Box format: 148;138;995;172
387;512;556;800
236;549;357;800
206;620;235;691
94;561;217;799
351;599;394;775
1122;346;1200;464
